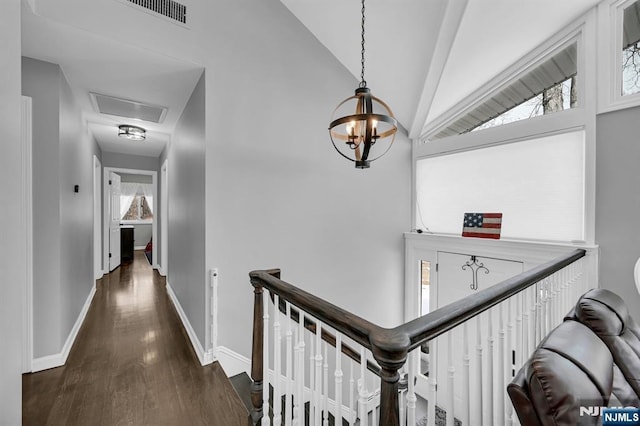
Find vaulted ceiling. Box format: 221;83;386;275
21;0;602;157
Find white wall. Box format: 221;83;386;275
22;56;101;360
0;0;24;422
596;105;640;321
22;57;63;357
202;0;412;358
162;71;206;346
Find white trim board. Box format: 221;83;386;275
31;283;96;372
166;280;214;366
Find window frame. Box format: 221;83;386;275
412;11;597;244
120;194;153;225
598;0;640;113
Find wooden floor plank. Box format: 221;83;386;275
23;251;247;426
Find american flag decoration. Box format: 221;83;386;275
462;213;502;239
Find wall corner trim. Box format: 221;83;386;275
31;282;97;373
166;280;212;366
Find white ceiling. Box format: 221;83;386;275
21;0;602;158
21;0;204;158
280;0;601;138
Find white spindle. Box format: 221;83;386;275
535;282;542;345
407;349;417;426
506;297;514;426
273;295;282;426
323;344;329;426
294;310;305;426
462;322;470;426
515;292;524;369
285;302;293;426
427;339;437;426
349;360;355;426
475;315;483;426
446;332;455;426
314;321;323;426
497;303;505;426
262;290;270;426
486;309;494;426
335;334;343;426
522;287;530;361
528;286;536;359
309;332;315;426
358;348;368;426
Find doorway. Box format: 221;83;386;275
103;167;158;274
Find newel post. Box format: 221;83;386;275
371;331;410;426
250;279;264;425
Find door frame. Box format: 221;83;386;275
93;155;102;280
22;96;33;373
160;159;168;276
103;167;158;273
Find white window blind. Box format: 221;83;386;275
416;131;585;242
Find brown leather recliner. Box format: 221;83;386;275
573;288;640;406
507;320;614;426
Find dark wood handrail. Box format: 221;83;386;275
249;248;587;425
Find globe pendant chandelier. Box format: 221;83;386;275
328;0;397;169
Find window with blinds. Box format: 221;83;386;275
415;130;585;242
432;42;578;139
623;0;640;96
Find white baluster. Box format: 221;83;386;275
515;292;524;369
349;360;355;426
506;297;514;426
335;334;343;426
314;321;323;426
535;282;542;345
447;332;455;426
407;349;417;426
462;322;470;426
309;331;315;426
294;310;305;426
475;315;483;426
486;309;494;426
273;295;282;426
497;303;505;426
427;338;437;426
522;288;529;363
262;290;271;426
529;286;536;358
285;302;293;426
358;348;368;426
323;344;329;426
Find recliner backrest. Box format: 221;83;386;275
574;288;640;405
507;320;614;426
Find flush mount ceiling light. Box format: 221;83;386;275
328;0;397;169
118;124;146;141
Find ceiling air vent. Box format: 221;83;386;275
125;0;187;24
90;93;168;123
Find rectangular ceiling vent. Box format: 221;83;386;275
90;93;168;124
124;0;187;25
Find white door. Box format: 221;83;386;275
109;172;121;271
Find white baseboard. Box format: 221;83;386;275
166;280;213;366
32;283;96;372
134;245;147;250
216;345;251;377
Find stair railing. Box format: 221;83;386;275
250;248;587;425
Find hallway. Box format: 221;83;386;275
23;251;247;426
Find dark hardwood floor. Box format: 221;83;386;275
23;251;247;426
